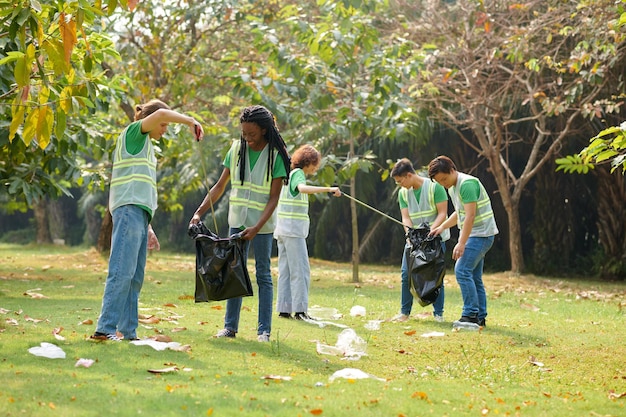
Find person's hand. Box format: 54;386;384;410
330;187;342;197
148;228;160;251
189;213;201;226
190;120;204;141
240;225;260;241
452;243;465;261
429;226;442;237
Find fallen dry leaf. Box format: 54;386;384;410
608;391;626;400
520;303;540;311
41;265;52;271
171;327;187;332
78;319;93;325
150;334;172;342
5;318;18;326
139;316;160;324
404;330;416;336
163;303;177;308
0;308;10;314
24;315;45;323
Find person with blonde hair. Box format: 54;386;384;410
91;99;203;342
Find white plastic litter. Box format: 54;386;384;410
130;339;182;351
75;358;95;368
329;368;385;382
364;320;382;331
308;306;343;320
316;328;367;360
28;342;66;359
349;305;366;317
420;331;446;338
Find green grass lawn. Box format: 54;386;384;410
1;243;625;417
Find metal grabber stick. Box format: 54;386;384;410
195;138;219;234
340;191;405;228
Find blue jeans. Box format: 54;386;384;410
454;235;495;320
224;229;273;335
400;241;446;316
96;205;149;339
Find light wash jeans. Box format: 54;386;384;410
96;205;149;339
454;235;495;320
275;235;311;314
401;241;446;317
223;228;273;335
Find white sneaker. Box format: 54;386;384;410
434;315;444;323
257;332;270;342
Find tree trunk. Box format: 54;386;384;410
97;208;113;253
595;167;626;279
350;175;360;283
47;199;66;243
506;199;524;275
34;198;51;244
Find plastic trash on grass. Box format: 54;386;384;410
28;342;66;359
349;305;366;317
316;328;367;360
364;320;382;331
130;339;190;351
329;368;385;382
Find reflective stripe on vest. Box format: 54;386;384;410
274;168;309;238
228;140;277;233
401;178;450;241
450;172;499;237
109;126;157;216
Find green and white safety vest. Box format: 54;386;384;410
274;168;309;238
109;125;157;217
450;172;499;237
400;178;450;241
228;140;277;233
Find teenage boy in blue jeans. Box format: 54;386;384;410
427;156;498;329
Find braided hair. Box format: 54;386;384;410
237;105;291;186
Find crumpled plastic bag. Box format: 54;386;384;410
329;368;385;382
130;339;184;351
316;328;367;360
28;342;66;359
350;305;366;317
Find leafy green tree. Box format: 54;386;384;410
231;0;428;281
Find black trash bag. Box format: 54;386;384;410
406;222;446;307
188;221;253;302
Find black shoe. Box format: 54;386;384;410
294;312;313;320
452;315;480;330
278;312;292;319
478;318;486;327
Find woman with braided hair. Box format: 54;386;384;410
190;105;290;342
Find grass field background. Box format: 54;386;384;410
1;243;625;416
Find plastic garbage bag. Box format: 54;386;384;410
188;221;253;302
406;222;446;307
28;342;66;359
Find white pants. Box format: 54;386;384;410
275;235;311;313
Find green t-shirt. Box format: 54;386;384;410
223;144;287;179
398;181;448;209
459;179;480;204
289;168;306;197
124;121;148;155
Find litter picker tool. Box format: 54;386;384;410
340;191;405;227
